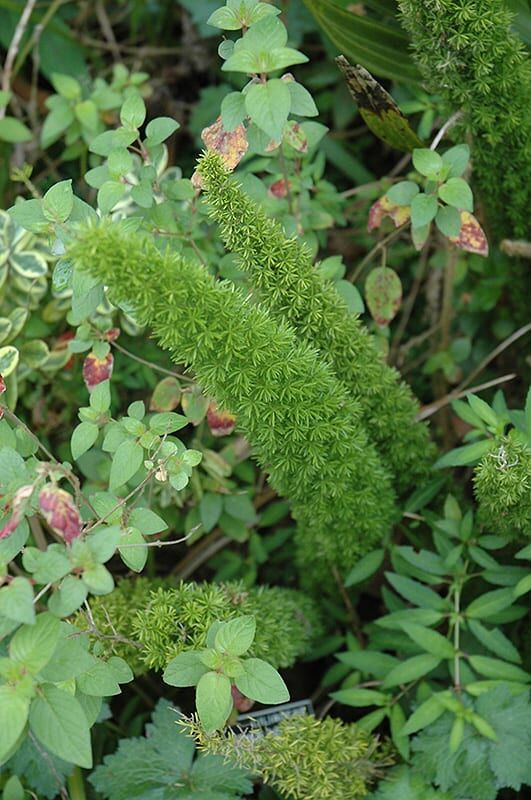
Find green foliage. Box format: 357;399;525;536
185;712;388;799
165;615;289;730
66;221;396;583
331;493;530;750
436;388;531;538
3;737;73;800
398;0;531;238
198;151;435;496
89;700;253;799
411;686;531;799
83;577;323;672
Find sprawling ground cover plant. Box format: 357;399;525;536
0;0;529;798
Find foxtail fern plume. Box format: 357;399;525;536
68;221;396;584
398;0;531;239
473;432;531;539
182;713;390;800
197;151;435;495
79;578;322;671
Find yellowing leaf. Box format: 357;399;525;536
449;211;489;256
368;195;410;231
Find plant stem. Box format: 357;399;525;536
453;583;461;692
0;0;38;118
67;766;86;800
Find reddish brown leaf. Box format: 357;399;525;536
0;485;33;540
269;179;291;199
104;328;121;342
449;211;489;256
83;351;114;391
0;375;6;394
365;266;402;327
207;402;236;437
201;116;248;172
231;685;254;713
283;121;307;153
150;377;182;412
368;195;411;231
39;486;82;543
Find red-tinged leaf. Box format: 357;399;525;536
39;487;82;543
283;120;307;153
368;195;410;232
207;402;236;437
54;331;76;369
0;485;33;540
104;327;120;342
198;116;248;178
0;375;6;394
365;267;402;327
231;684;254;713
269;179;291;199
150;377;182;412
450;211;488;256
83;351;114;391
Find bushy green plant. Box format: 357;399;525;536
398;0;531;239
184;712;389;800
79;577;322;671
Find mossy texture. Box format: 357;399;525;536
67;222;396;582
399;0;531;240
474;432;531;539
184;713;387;800
79;578;322;672
198;151;435;495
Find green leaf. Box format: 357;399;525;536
0;685;29;763
109;440;144;490
0;117;32;143
0;577;34;624
344;548;384;586
199;493;223;533
41;102;75;147
86;525;122;564
29;685;92;768
386;180;419;206
244;79;291;142
286;81;318;117
196;671;233;732
382;654;441;688
468;655;530;683
395;546;447;576
410;193;438;227
118;526;147;572
9;613;61;674
207;6;241;29
434;439;493;468
466;588;515;619
71;422;99;460
385;572;446;609
331;687;388;707
149;412;188;434
221;92;247;131
442;144;470;178
42;180;74;223
335;279;364;314
514;573;531;598
48;575;88;617
163;651;210;687
304;0;421;84
120;93;146;129
235;657;289;704
82;563;114;595
466;394;499;428
402;694;445;735
400;622;454;658
76;659;123;696
468;619;521;663
51;73;81;99
145;117;179;144
336;650;399;680
107;148;133;177
39;637;95;682
128;507;167;535
97;181;126;215
2;775;24;800
412;148;443;177
90;128;137;156
438;177;473;211
435;205;461;238
215;615;256;656
75;99;98;131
